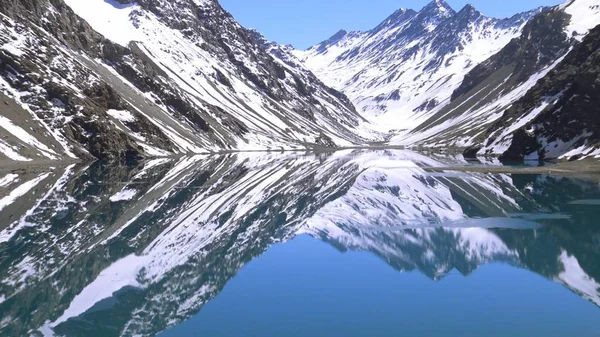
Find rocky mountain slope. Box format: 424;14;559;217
1;151;599;336
395;0;600;160
297;0;600;161
295;0;541;131
470;22;600;160
0;0;373;162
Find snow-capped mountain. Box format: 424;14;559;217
295;0;600;160
394;0;600;161
1;151;599;336
0;0;374;162
294;0;541;131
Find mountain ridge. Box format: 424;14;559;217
296;0;600;161
0;0;378;163
1;0;600;163
294;0;541;131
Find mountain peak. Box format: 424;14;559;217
461;3;477;12
371;7;418;32
420;0;455;17
414;0;456;31
313;29;349;51
330;29;349;40
456;3;483;20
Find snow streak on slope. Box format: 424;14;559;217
295;0;538;131
62;0;367;150
394;55;568;149
556;251;600;306
0;174;51;212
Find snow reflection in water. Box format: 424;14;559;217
0;150;598;337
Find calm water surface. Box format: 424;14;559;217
0;150;599;337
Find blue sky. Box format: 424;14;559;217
219;0;563;49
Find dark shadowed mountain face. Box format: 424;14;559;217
450;8;572;101
1;151;599;336
475;24;600;161
0;0;374;162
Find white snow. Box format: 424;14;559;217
132;158;172;179
61;0;141;46
0;139;31;161
109;189;138;202
561;0;600;41
0;75;77;159
0;166;75;244
0;173;50;212
107;109;136;123
0;173;19;187
51;254;148;326
0;115;59;160
556;251;600;306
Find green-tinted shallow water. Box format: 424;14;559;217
0;150;599;336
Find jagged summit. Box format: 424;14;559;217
457;3;481;17
414;0;456;30
420;0;456;16
370;7;417;33
313;29;349;52
328;29;348;41
294;0;600;161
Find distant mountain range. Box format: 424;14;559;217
0;0;599;161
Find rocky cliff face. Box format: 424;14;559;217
0;0;373;162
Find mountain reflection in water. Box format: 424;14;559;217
0;150;599;337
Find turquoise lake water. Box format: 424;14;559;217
161;236;599;337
